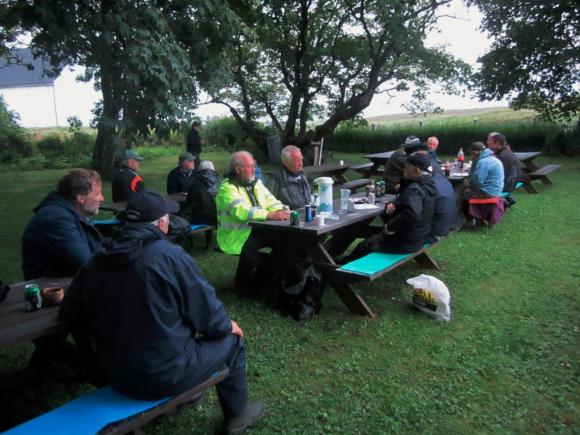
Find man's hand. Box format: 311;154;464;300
386;202;396;215
267;210;290;220
231;320;243;338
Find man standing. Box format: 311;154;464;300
186;121;203;167
166;152;195;194
487;132;520;205
345;154;436;261
22;168;104;280
267;145;311;210
111;149;145;202
59;190;264;434
216;151;289;297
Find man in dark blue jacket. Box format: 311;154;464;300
166;152;195;194
22;168;104;280
22;168;104;370
59;190;264;434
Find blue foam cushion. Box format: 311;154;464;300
190;224;209;231
93;218;121;225
339;252;412;276
515;181;523;189
4;387;169;435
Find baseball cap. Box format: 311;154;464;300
122;149;144;161
123;190;179;223
179;152;195;163
405;153;433;173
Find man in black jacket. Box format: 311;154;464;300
487;131;521;206
344;153;436;260
166;152;195;194
111;149;145;202
267;145;311;210
59;190;265;434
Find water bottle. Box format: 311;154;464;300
366;180;376;205
457;147;465;169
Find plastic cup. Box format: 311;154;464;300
340;189;350;211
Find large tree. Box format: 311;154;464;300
206;0;470;149
468;0;580;122
0;0;237;175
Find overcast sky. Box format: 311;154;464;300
0;0;507;128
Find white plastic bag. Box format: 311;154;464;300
406;274;451;321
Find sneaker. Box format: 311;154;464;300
225;400;265;435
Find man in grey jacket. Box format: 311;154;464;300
267;145;311;210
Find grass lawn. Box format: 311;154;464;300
0;150;578;433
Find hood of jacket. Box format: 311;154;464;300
191;169;221;188
478;148;495;161
33;191;77;215
94;223;167;267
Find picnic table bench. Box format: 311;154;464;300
514;152;562;194
100;192;187;213
360;151;395;177
4;368;229;435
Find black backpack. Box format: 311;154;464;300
278;262;324;321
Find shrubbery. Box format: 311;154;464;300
326;119;579;155
0;97;32;164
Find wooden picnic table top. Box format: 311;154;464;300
0;277;72;349
515;151;541;162
363;151;395;163
101;192;187;213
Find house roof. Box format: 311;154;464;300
0;48;57;88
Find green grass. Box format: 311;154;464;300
0;152;578;433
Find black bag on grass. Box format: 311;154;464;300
278;262;324;321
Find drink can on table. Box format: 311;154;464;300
311;205;317;218
290;211;299;226
24;283;42;311
304;204;312;222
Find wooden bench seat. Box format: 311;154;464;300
336;247;439;282
339;178;371;193
518;164;562;193
5;369;229;435
189;224;215;250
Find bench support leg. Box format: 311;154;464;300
522;182;538;194
538;175;553;185
326;277;377;318
414;251;440;270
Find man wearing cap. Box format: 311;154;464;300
344;153;436;260
59;189;265;434
166;152;195;194
267;145;311;210
216;151;290;297
111;148;145;202
382;135;423;193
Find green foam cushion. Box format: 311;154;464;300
339;252;412;275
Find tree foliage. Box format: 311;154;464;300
0;0;238;175
207;0;470;149
468;0;580;123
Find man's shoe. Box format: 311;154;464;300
225;400;265;435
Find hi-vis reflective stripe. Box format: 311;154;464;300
225;198;243;215
130;175;143;192
219;222;247;230
247;207;262;221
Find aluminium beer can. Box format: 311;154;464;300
24;283;42;311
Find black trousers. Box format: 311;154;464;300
234;229;285;297
191;334;248;419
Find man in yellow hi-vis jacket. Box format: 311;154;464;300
216;151;290;296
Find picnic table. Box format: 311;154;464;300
249;195;397;317
515;151;562;194
303;162;352;184
360;151;395;177
0;277;71;349
101;192;187;213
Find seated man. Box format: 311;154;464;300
22;168;104;369
22;168;104;280
462;142;505;224
59;190;264;434
267;145;311;210
427;136;441;163
111;149;145;202
382;136;422;193
487;131;520;206
216;151;290;297
166;152;195;194
344;154;436;261
187;160;222;225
